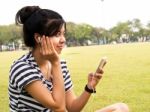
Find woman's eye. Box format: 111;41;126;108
55;32;61;37
55;31;65;37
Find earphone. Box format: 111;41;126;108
38;37;41;43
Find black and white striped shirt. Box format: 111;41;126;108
9;52;73;112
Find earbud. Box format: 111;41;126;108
38;37;41;43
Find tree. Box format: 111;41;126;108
0;24;22;51
74;24;93;46
130;19;142;41
66;22;78;46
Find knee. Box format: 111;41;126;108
114;103;129;112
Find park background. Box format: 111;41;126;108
0;42;150;112
0;0;150;111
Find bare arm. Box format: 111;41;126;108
26;36;65;112
25;79;65;112
66;58;107;112
66;89;91;112
25;63;65;111
51;61;65;111
66;73;102;112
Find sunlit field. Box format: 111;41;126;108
0;42;150;112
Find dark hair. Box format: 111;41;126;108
15;6;66;48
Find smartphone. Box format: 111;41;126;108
96;57;107;73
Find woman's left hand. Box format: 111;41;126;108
87;68;104;89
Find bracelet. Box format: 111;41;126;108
85;85;96;93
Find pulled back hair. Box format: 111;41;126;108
15;6;65;48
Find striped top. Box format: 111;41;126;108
8;52;73;112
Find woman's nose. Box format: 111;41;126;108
60;35;66;43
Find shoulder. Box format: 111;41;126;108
10;52;33;76
10;52;32;67
9;52;40;88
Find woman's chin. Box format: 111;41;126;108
56;49;62;54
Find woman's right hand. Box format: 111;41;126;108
40;35;60;64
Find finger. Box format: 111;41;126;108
42;35;48;55
49;38;56;53
40;36;45;54
94;73;103;80
88;72;94;81
38;37;42;54
45;36;52;53
88;72;94;77
46;36;50;48
96;68;104;74
39;43;42;54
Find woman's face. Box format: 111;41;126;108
50;24;66;54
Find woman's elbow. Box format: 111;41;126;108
50;103;66;112
55;108;66;112
53;106;66;112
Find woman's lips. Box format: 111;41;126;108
57;45;65;49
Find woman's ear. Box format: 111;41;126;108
34;33;41;44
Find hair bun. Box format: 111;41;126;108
15;6;41;25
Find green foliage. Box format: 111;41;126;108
1;19;150;47
1;43;149;111
0;24;22;45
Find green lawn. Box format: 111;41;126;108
0;42;150;112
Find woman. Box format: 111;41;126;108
9;6;129;112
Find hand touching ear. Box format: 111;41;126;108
39;35;60;64
38;37;41;43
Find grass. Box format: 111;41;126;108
0;42;150;112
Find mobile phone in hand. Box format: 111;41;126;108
96;57;107;73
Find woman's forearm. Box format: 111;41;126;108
51;62;65;109
69;90;91;112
